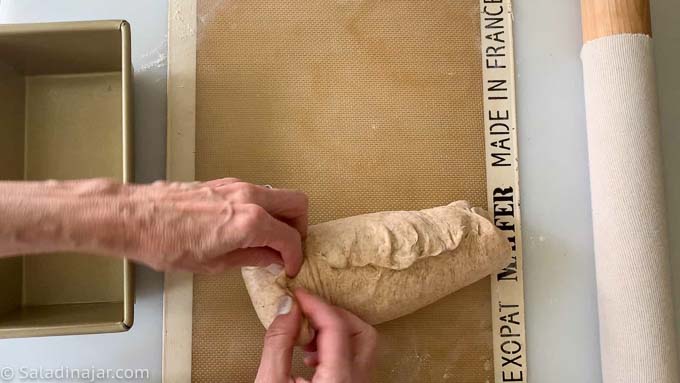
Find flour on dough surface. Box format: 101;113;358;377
243;201;511;337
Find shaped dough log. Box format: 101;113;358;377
242;201;512;344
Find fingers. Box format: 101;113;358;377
293;289;353;373
253;187;308;238
202;248;283;273
203;180;309;276
294;288;377;379
215;182;309;237
238;204;304;277
257;289;376;383
319;300;377;368
256;295;301;383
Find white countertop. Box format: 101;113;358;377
0;1;678;382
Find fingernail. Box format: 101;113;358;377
265;263;283;275
277;295;293;316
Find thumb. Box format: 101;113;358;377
255;295;301;383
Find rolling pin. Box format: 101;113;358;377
580;0;679;382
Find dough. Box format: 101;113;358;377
242;201;512;343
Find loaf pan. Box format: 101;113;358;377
0;20;134;338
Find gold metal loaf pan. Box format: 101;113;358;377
0;20;134;338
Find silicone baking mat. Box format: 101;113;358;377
164;0;527;381
190;1;490;381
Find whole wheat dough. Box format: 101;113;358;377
242;201;512;343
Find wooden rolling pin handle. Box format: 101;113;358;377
581;0;652;42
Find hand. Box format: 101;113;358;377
0;178;308;275
117;178;308;276
256;289;377;383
